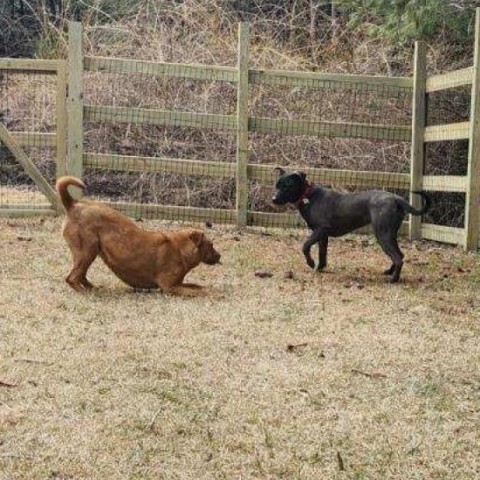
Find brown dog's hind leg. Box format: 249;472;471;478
65;238;99;291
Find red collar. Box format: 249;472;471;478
294;183;315;208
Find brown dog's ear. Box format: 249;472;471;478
274;167;286;176
189;230;205;247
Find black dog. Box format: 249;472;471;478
272;168;431;282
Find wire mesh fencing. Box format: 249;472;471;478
82;56;238;224
0;68;58;212
424;83;471;228
78;43;417;229
247;75;414;228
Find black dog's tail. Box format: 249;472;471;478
397;191;431;216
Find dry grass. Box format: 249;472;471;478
1;216;480;479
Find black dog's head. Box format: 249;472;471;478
272;167;307;205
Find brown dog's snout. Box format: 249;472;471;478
201;242;221;265
212;250;221;264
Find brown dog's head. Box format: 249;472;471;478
190;230;221;265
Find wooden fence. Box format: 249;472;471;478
71;21;413;234
1;9;480;250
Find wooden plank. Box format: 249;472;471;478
248;164;410;189
0;58;60;73
426;67;473;93
10;132;56;147
106;202;235;223
67;21;84;184
465;7;480;251
84;56;237;83
422;175;467;192
84;154;413;191
421;223;464;245
236;22;250;228
84;105;237;131
410;41;427;240
56;60;68;179
0;122;58;206
424;122;470;142
249;116;411;141
84;153;235;177
0;207;56;218
249;69;413;90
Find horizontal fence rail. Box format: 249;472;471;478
84;56;238;83
249;69;413;90
84;153;236;178
0;58;64;73
249;117;411;141
84;106;237;131
426;67;473;92
11;132;57;148
424;122;470;142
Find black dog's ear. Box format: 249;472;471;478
295;171;307;181
274;167;286;176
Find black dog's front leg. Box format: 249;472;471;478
317;235;329;270
303;229;324;270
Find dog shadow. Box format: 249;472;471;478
76;284;226;301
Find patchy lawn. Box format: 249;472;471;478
1;217;479;479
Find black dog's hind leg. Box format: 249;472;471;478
375;233;403;282
303;229;324;270
373;207;405;282
383;264;395;275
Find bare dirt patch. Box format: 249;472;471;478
1;217;479;479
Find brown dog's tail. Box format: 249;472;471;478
55;176;85;211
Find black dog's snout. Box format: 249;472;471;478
272;194;285;205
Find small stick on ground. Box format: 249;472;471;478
0;380;17;388
148;408;162;430
351;368;387;379
286;342;308;351
13;358;53;365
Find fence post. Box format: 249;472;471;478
54;60;68;212
465;7;480;251
67;21;84;189
409;41;427;240
236;22;250;228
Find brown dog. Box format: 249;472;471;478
56;176;221;295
